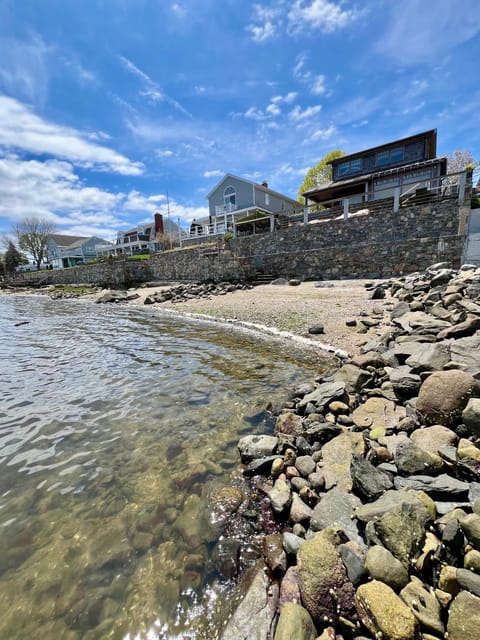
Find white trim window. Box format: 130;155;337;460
265;193;270;206
224;186;236;206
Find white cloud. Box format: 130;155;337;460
266;103;281;116
377;0;480;63
0;153;206;238
311;74;327;95
244;106;269;121
289;104;322;122
246;4;280;42
0;96;143;175
293;55;311;81
171;3;187;16
311;124;336;140
203;169;223;178
271;92;297;104
118;55;191;116
156;149;174;157
287;0;360;34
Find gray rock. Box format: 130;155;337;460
456;568;480;597
308;324;324;335
464;549;480;573
355;489;435;523
410;425;457;455
297;529;356;626
394;439;444;476
462;398;480;436
275;412;304;437
394;310;451;333
334;364;372;393
437;316;480;340
238;435;278;462
365;545;409;591
416;370;477;426
263;533;287;576
219;561;279;640
338;542;366;586
283;532;305;556
288;493;314;525
390;301;410;319
352;397;406;430
273;602;317;640
269;478;292;513
310;489;363;546
373;502;428;566
460;513;480;549
291;477;309;492
447;590;480;640
297;381;346;411
394;473;470;497
320;431;365;491
387;365;421;396
295;455;316;478
400;576;444;635
350;454;393;501
450;335;480;369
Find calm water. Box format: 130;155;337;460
0;295;321;639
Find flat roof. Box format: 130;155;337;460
328;129;438;166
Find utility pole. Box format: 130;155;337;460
166;191;171;249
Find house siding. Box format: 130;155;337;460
253;186;286;212
208;177;258;218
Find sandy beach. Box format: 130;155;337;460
123;279;391;358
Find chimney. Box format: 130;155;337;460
262;181;268;188
154;212;164;236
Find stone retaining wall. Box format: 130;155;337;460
15;198;466;287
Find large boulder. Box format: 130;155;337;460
296;528;355;626
238;435;278;462
320;432;365;491
447;590;480;640
355;580;419;640
273;603;317;640
410;425;457;455
219;561;279;640
352;397;406;430
416;370;478;426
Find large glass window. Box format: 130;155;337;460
375;147;404;166
338;158;362;176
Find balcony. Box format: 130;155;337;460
215;203;238;216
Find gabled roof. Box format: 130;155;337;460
48;234;91;248
205;173;298;206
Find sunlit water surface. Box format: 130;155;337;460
0;295;322;639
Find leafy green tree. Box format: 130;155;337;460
297;149;346;201
4;241;28;274
13;217;56;270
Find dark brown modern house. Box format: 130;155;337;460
303;129;447;208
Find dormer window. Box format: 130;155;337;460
338;158;362;177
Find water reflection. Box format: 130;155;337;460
0;295;322;639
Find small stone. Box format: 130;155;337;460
447;591;480;640
461;513;480;550
273;602;316;640
295;455;316;478
438;565;459;595
263;534;287;576
269;478;292;513
400;576;444;635
464;549;480;573
275;413;304;437
282;532;305;556
308;324;324;335
271;458;284;476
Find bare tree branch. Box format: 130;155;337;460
12;217;56;270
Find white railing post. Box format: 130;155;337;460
270;215;275;233
394;187;400;212
343;198;349;220
458;172;467;203
303;206;309;225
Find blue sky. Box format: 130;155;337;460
0;0;479;241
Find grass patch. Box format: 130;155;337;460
51;285;99;295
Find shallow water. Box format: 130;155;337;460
0;295;322;639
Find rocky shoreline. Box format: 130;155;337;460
220;262;480;640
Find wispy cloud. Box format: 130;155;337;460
118;55;191;116
377;0;480;63
203;169;223;178
311;74;327;95
0;96;143;175
0;34;51;105
289;104;322;122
